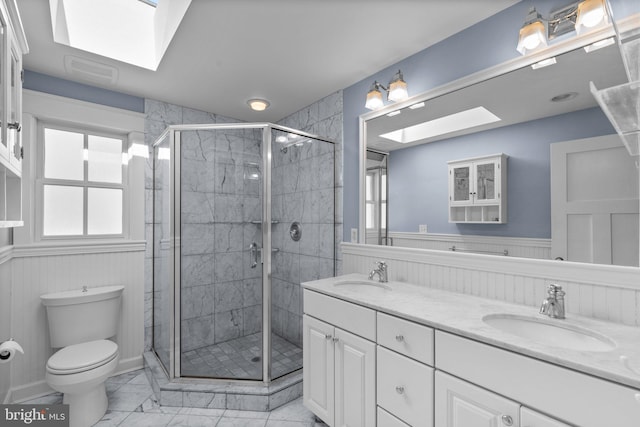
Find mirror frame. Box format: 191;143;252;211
358;23;626;246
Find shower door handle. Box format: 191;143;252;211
249;242;259;268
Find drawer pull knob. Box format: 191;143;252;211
325;334;332;340
395;386;405;395
395;334;404;342
332;337;339;343
501;415;513;426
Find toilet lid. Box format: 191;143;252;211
47;340;118;375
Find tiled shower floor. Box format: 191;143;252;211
181;333;303;380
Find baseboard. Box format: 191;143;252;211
114;355;144;376
6;355;143;403
7;381;52;403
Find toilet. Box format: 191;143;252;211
40;285;124;427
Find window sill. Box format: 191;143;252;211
12;239;146;258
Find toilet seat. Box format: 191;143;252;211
47;339;118;375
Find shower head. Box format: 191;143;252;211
280;138;311;153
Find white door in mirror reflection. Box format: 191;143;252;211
551;135;639;266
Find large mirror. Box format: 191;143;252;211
361;37;639;266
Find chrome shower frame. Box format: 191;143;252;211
152;122;336;385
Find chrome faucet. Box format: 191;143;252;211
539;284;565;319
368;261;388;283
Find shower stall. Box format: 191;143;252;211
151;123;336;387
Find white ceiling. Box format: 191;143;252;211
18;0;519;122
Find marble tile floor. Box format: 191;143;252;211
181;333;303;380
22;368;327;427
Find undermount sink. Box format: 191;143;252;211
333;279;392;292
482;314;616;352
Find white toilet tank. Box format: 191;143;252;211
41;285;124;348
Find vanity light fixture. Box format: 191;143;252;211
365;70;409;110
517;0;609;55
516;7;548;55
247;98;270;111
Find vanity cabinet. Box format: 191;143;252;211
0;0;27;227
435;370;520;427
303;291;376;427
520;408;572;427
448;153;507;223
376;312;434;427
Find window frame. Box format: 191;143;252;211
36;121;129;241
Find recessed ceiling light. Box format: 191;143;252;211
583;37;615;53
248;99;270;111
387;110;401;117
380;107;501;144
409;102;426;109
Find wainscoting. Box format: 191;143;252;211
342;243;639;327
370;232;552;260
4;242;145;402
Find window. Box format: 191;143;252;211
39;124;126;238
365;168;387;231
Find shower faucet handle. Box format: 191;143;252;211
249;242;259;268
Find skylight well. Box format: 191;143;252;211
49;0;191;71
380;107;501;144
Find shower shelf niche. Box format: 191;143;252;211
590;24;640;156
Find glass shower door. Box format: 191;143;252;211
178;127;264;381
269;128;335;380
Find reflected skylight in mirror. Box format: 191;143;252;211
380;107;501;144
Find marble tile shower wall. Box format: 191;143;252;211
144;91;344;354
144;100;255;352
179;127;263;351
273;91;344;346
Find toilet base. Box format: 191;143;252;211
62;383;108;427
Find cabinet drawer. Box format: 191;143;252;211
377;312;434;365
377;407;410;427
377;346;434;427
436;331;640;427
304;290;376;341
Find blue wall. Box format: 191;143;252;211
342;0;639;241
23;70;145;113
388;107;614;238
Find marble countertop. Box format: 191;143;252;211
302;273;640;390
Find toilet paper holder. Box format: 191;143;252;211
0;338;24;363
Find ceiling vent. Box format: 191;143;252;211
64;55;118;86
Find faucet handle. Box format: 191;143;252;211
375;260;387;270
547;283;564;295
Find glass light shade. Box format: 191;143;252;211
248;99;270;111
517;20;547;55
365;88;384;110
575;0;607;35
388;79;409;102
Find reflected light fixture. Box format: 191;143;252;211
365;70;409;110
517;0;608;56
248;98;270;111
517;8;547;55
575;0;608;34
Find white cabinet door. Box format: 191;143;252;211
521;408;571;427
377;346;433;427
435;370;520;427
303;315;335;426
334;327;376;427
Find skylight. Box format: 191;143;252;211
380;107;501;144
49;0;191;71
